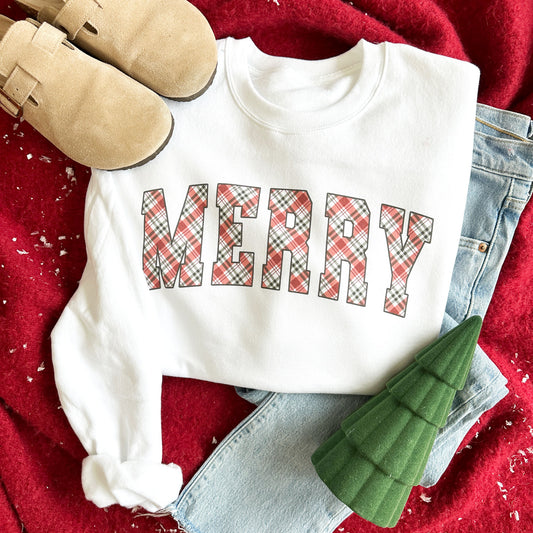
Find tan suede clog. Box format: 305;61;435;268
0;15;173;170
15;0;218;100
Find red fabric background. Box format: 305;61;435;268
1;0;532;531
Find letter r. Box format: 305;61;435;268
319;193;370;305
261;188;312;294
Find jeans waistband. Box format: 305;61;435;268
474;104;533;186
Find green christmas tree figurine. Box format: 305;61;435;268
311;316;483;528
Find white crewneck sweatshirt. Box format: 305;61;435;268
51;37;480;511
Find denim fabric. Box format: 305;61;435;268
169;104;533;533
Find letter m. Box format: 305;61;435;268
142;186;208;289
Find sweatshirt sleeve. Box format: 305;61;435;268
50;177;183;512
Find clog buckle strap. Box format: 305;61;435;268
0;20;67;118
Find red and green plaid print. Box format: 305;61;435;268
318;193;370;305
142;186;208;289
261;188;312;294
212;183;261;286
380;204;433;317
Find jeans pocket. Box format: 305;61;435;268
445;237;488;322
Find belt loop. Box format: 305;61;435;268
53;0;102;40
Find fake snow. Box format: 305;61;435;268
497;481;508;500
510;510;519;521
420;493;432;503
65;166;76;181
37;362;45;372
40;235;53;248
509;448;532;473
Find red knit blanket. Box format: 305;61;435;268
1;1;532;532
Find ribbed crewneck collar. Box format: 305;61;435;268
225;37;387;134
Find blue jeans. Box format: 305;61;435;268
169;104;533;533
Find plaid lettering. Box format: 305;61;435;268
211;184;261;286
318;194;370;305
142;186;208;290
380;204;434;317
261;189;312;294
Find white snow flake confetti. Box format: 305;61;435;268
26;376;33;382
16;249;29;255
522;374;529;383
65;166;77;184
497;481;508;499
509;448;532;473
26;153;32;160
510;510;519;521
40;235;53;248
420;493;432;503
37;362;45;372
212;436;218;444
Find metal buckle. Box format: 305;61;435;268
0;87;23;118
